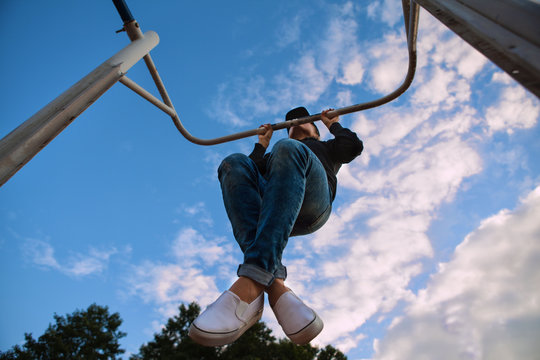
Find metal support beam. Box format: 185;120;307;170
119;76;176;117
415;0;540;98
0;31;159;187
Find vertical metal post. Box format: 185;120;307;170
415;0;540;98
112;0;135;23
0;32;159;187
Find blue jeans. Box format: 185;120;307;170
218;139;332;287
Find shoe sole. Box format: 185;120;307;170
287;312;324;345
188;310;263;347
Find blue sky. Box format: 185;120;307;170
1;1;539;359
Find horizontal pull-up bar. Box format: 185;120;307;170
114;0;419;145
0;1;418;186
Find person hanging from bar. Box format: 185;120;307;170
189;107;363;346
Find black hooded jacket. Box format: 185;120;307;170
248;122;363;201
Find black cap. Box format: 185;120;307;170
285;107;319;136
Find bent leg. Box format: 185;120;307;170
239;139;324;285
218;153;264;255
290;157;332;237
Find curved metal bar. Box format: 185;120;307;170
114;0;419;145
264;0;420;132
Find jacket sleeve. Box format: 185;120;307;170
248;143;268;174
327;122;364;164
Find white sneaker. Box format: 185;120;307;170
271;290;323;345
188;290;264;346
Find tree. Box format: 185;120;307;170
0;303;126;360
131;301;347;360
316;345;348;360
2;302;347;360
130;302;218;360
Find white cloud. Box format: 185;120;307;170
23;239;60;269
171;227;234;267
338;56;365;85
368;32;408;94
335;89;353;108
491;71;514;85
127;227;237;319
179;202;214;227
366;0;403;27
128;262;220;319
484;84;540;135
67;248;119;276
290;106;484;349
209;2;365;126
413;67;472;108
372;185;540;360
429;26;488;79
22;239;118;277
286;54;329;104
275;14;302;48
182;202;206;216
349;105;434;158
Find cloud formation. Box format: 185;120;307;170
22;239;119;277
269;5;538;356
485;82;540;135
127;226;237;319
372;186;540;360
210;1;366;126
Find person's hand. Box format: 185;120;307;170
321;108;339;129
258;124;273;149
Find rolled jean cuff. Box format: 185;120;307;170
237;264;276;287
274;265;287;280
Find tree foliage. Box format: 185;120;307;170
131;302;347;360
0;304;125;360
2;302;346;360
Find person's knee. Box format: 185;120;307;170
271;139;307;163
218;153;251;178
273;139;303;155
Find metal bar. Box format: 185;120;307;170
122;21;178;114
0;31;159;187
112;0;134;23
119;76;176;117
415;0;540;98
115;0;419;145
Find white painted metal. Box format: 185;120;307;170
110;31;159;73
119;76;176;117
0;31;159;187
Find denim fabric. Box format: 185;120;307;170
218;139;332;287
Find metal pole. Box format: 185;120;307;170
415;0;540;98
0;31;160;187
112;0;134;23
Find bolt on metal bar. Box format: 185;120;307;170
115;0;420;145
